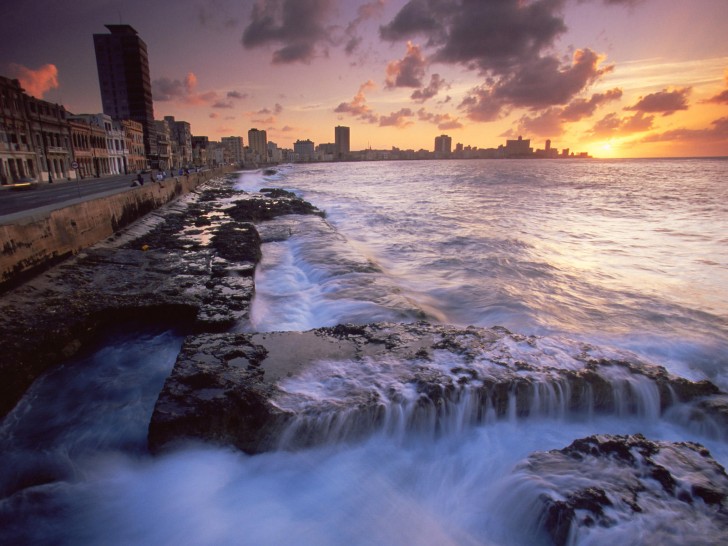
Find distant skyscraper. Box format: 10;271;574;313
434;134;452;155
93;24;156;163
335;125;350;159
248;128;268;163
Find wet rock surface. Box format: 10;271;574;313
520;434;728;545
149;322;728;454
0;175;326;417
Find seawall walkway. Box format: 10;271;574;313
0;166;235;291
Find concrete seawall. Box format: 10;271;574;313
0;167;234;290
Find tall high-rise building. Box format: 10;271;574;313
434;134;452;156
93;24;156;164
248;128;267;163
335;125;350;159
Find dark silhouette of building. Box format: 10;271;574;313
335;125;350;160
93;24;156;166
504;136;532;158
434;134;452;156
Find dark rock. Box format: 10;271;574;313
260;187;296;199
519;434;728;546
226;195;325;223
210;222;261;263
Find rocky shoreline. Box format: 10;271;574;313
0;175;323;417
1;173;727;544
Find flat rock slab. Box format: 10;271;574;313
148;322;727;454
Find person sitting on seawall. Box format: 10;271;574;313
130;172;144;187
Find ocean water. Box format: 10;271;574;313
245;159;728;388
1;159;727;545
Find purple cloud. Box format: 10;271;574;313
625;88;691;116
242;0;334;64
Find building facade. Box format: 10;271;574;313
67;114;116;177
153;120;171;171
93;25;156;162
108;119;127;175
293;139;315;162
0;77;35;184
69;119;93;178
0;77;75;184
26;95;73;182
191;135;209;167
267;141;282;163
122;119;145;172
164;116;192;170
221;136;244;166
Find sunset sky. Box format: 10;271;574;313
2;0;727;158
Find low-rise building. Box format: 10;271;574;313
221;136;244;166
67;113;114;177
294;139;315;162
154;120;171;171
0;76;74;184
165;116;192;170
267;141;283;163
191;135;209;167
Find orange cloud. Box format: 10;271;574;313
334;80;379;124
9;63;59;98
379;108;415;128
704;69;728;105
185;72;197;92
385;41;427;89
153;71;219;106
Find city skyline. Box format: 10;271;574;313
2;1;727;158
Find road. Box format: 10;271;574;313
0;173;145;218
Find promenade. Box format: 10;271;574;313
0;171;207;222
0;167;231;290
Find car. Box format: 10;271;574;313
10;177;37;191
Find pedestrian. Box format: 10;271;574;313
137;173;144;185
